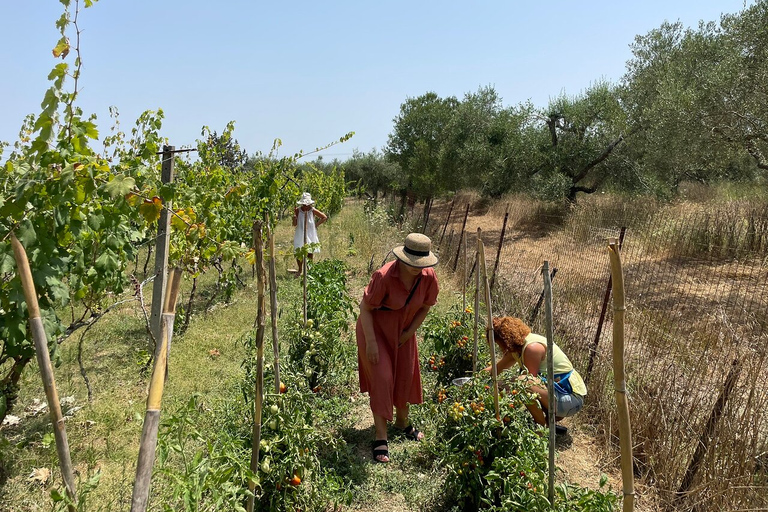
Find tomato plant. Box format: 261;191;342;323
422;305;485;385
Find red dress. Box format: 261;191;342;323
356;261;439;420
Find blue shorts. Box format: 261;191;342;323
554;391;584;418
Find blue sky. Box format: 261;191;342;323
0;0;750;160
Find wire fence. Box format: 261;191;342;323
422;197;768;511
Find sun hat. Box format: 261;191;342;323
392;233;438;268
297;192;315;206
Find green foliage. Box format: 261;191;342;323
428;375;617;511
287;259;355;391
422;304;485;385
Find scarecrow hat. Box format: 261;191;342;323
393;233;438;268
297;192;315;206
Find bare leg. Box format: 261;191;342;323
394;404;424;440
373;413;389;463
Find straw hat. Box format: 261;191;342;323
297;192;315;206
392;233;438;268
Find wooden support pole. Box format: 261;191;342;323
675;358;742;506
131;268;181;512
149;145;174;349
608;239;634;512
528;268;558;326
543;261;556;506
462;234;468;313
586;227;627;384
266;216;281;394
452;204;470;272
489;208;509;292
11;233;77;512
247;221;267;512
302;209;308;325
478;229;500;421
472;229;481;375
438;198;455;247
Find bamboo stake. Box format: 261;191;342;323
478;229;500;421
543;261;556;506
302;208;308;326
472;229;481;375
131;268;181;512
11;233;77;512
267;217;281;394
247;221;267;512
608;239;634;512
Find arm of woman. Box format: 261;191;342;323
483;350;518;373
399;303;431;346
292;207;299;227
313;208;328;226
359;299;379;364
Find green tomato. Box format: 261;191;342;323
260;458;271;474
305;368;313;378
306;319;314;328
260;439;270;452
269;405;279;415
268;419;278;430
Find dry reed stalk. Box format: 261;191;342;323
608;238;634;512
247;221;267;512
473;238;480;375
11;233;77;512
131;267;182;512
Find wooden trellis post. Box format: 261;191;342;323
11;233;77;512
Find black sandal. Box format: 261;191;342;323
372;439;390;463
397;425;423;442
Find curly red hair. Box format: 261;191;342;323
492;317;531;354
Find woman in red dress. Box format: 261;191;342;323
357;233;439;463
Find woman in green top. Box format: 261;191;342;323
485;317;587;432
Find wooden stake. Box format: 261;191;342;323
608;239;635;512
302;208;308;326
489;208;509;292
462;234;467;313
438;198;455;247
149;145;174;349
676;358;742;505
247;221;267;512
452;204;470;272
267;217;281;394
473;229;481;375
11;233;77;512
478;229;500;421
586;227;627;384
131;268;181;512
543;261;556;506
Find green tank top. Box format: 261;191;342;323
521;333;587;396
